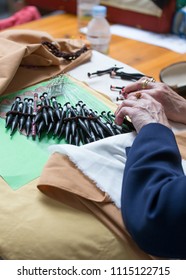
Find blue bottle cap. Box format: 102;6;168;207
92;5;107;17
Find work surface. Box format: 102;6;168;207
1;12;186;261
10;13;186;82
0;44;152;260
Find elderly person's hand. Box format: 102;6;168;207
115;92;170;133
121;77;186;125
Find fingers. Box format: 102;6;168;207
123;76;156;95
115;97;137;116
114;92;171;132
115;92;152;125
115;92;156;115
116;75;185;126
115;105;135;126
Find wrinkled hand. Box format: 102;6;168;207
121;77;186;125
115;92;170;133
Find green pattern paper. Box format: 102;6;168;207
0;75;113;190
0;118;49;189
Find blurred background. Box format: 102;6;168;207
0;0;25;18
0;1;186;36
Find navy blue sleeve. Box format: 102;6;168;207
121;123;186;259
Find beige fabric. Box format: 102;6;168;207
0;176;149;260
37;153;153;260
0;29;91;96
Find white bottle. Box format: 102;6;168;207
87;5;111;55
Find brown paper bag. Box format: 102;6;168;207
0;29;91;96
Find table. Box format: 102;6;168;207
9;13;186;81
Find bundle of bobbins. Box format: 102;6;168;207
87;66;146;81
5;94;135;145
110;85;125;102
88;67;156;102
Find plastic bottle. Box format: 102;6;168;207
86;5;111;55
